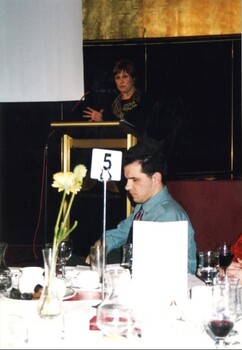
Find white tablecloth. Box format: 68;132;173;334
0;267;241;349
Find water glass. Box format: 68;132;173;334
120;243;132;275
90;245;106;282
197;251;219;286
237;285;242;321
10;268;22;289
104;268;132;304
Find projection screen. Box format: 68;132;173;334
0;0;84;102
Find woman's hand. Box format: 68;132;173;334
226;259;242;284
83;107;104;122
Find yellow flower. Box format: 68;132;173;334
74;164;88;181
52;165;87;195
51;164;87;247
52;172;75;193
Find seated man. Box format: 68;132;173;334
86;137;197;274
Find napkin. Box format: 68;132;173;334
132;221;188;313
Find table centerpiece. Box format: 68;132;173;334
38;164;87;318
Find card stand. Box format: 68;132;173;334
90;149;122;301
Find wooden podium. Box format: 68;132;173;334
50;121;137;216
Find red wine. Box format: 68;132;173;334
208;319;233;337
219;253;234;269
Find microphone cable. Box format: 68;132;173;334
32;128;57;260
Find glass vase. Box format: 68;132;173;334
38;247;62;319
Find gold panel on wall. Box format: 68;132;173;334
82;0;241;40
83;0;144;39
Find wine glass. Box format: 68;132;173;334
0;271;12;294
204;284;237;348
197;251;219;286
0;242;12;294
218;242;234;277
58;239;73;279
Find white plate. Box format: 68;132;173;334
71;284;102;291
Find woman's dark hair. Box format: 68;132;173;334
113;60;136;79
122;138;168;183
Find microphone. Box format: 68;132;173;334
69;88;118;115
70;91;91;114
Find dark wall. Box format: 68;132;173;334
0;102;62;245
82;35;241;180
0;34;241;259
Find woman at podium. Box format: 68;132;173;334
82;59;154;139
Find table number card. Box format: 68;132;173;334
131;220;188;317
90;148;122;181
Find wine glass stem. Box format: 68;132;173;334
61;263;66;278
205;282;213;286
221;268;227;278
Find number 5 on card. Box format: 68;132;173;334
90;148;122;181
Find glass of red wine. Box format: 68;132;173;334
218;242;234;277
204;284;237;348
197;251;219;286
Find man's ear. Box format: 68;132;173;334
152;172;162;184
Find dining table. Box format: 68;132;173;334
0;264;241;349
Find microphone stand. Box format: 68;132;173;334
44;143;48;243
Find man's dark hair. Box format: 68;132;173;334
123;138;167;182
